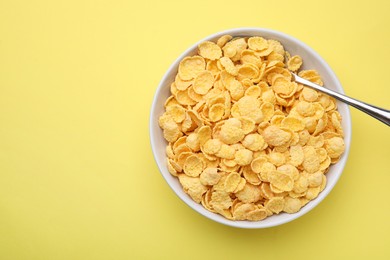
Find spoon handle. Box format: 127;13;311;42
292;73;390;126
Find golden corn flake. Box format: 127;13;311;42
268;170;294;192
183;154;204;177
265;197;285;214
239;117;256;134
193;71;214;95
235;183;262;203
325;137;345;158
302;146;320;173
178;56;206;81
283;197;302;213
197;125;212;145
176;89;197;106
186;132;200;152
263;125;291;147
305;186;321;200
242;133;265;151
251;156;267;174
224;172;242;192
219;119;245;144
175;74;193;91
248;36;268;51
158;35;346;221
198;41;222;60
215;144;235;159
210;190;233;210
237;63;259;80
217;35;233;48
220;57;238;76
166;104;186;123
287;55;303;72
163;121;181;143
202;138;223;155
289;145;304;166
242;166;261;185
232;203;256;220
200;167;221;186
208;103;225;122
234;149;253;166
281;116;305;132
178;174;207;203
227;79;245;101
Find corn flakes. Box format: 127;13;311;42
158;35;346;221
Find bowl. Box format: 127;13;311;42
150;28;351;228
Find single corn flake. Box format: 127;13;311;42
183;154;204;177
235;183;262;203
262;125;292;147
178;174;208;203
247;208;268;221
302;146;320;173
202;138;223;155
198;41;222;60
234;149;254;166
210;190;233;210
251;156;267;174
224;172;242;192
233;203;256;220
166;104;186;123
193;71;214;95
209;103;225;122
215;144;236;159
178;56;206;80
248;36;268;51
287;55;303;71
281;116;305;132
175;74;193;91
220;57;238;76
200;167;221;186
283;197;302;213
219;120;245;145
324;137;345;158
242;133;265;151
268;170;294;192
265;197;285;214
217;35;233;48
239;117;256;134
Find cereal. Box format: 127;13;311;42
220;57;238;76
262;125;291;147
158;35;346;221
235;183;262;203
234;149;253;166
287;55;303;72
242;133;266;151
265;197;285;214
193;71;214;95
183;154;204;177
200;168;221;186
217;35;233;48
178;56;206;80
224;172;242;192
198;41;222;60
248;36;268;51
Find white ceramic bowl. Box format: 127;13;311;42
150;28;351;228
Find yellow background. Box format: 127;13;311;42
1;0;389;259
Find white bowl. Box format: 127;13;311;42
150;28;351;228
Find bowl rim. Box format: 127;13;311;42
150;27;352;229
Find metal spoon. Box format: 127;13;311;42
291;73;390;126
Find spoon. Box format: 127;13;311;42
291;73;390;126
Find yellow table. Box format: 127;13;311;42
1;0;389;259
